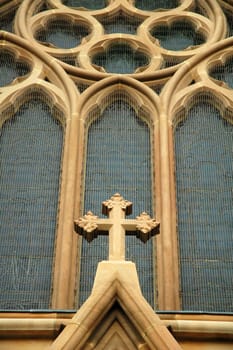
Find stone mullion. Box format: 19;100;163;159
156;114;180;310
51;111;81;309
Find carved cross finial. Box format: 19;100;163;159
74;193;160;261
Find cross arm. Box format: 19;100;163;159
74;196;160;244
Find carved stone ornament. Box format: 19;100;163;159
102;193;132;216
74;194;160;257
136;212;160;243
74;211;99;242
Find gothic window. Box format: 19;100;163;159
79;96;154;306
0;0;232;315
175;94;233;312
0;92;64;309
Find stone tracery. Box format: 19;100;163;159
0;0;232;312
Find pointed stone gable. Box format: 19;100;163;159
50;261;183;349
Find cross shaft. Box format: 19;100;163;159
74;193;160;261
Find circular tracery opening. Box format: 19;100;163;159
135;0;179;11
62;0;107;10
35;18;90;49
0;50;31;87
92;43;150;74
151;20;205;51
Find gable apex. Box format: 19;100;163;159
50;261;182;349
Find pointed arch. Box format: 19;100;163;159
0;33;81;309
74;78;160;308
0;88;64;309
174;92;233;312
158;37;233;311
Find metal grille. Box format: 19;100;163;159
163;56;183;68
0;7;17;32
0;93;63;309
100;11;142;34
35;19;89;49
151;20;205;51
0;50;30;87
224;8;233;37
175;94;233;312
210;57;233;89
92;43;150;73
79;96;154;307
135;0;179;11
62;0;106;9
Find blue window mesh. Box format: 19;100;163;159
35;19;90;49
0;50;30;87
79;97;154;307
92;43;149;74
100;12;142;34
0;7;17;32
210;57;233;89
223;7;233;38
62;0;106;9
0;93;63;309
151;21;205;51
175;94;233;312
135;0;179;11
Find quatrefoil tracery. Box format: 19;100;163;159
14;0;226;76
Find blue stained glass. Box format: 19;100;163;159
175;97;233;312
79;98;154;307
135;0;179;11
0;51;30;87
35;19;89;49
100;12;142;34
92;43;149;74
210;57;233;89
0;7;16;32
0;96;63;309
62;0;106;9
151;21;205;51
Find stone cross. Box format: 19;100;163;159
74;193;160;261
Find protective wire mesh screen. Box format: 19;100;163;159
223;7;233;38
175;95;233;312
92;43;149;73
100;12;142;34
79;96;154;307
210;57;233;89
135;0;179;11
0;50;30;87
0;7;17;32
35;19;89;49
62;0;106;9
151;21;205;51
0;95;63;309
163;56;183;69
